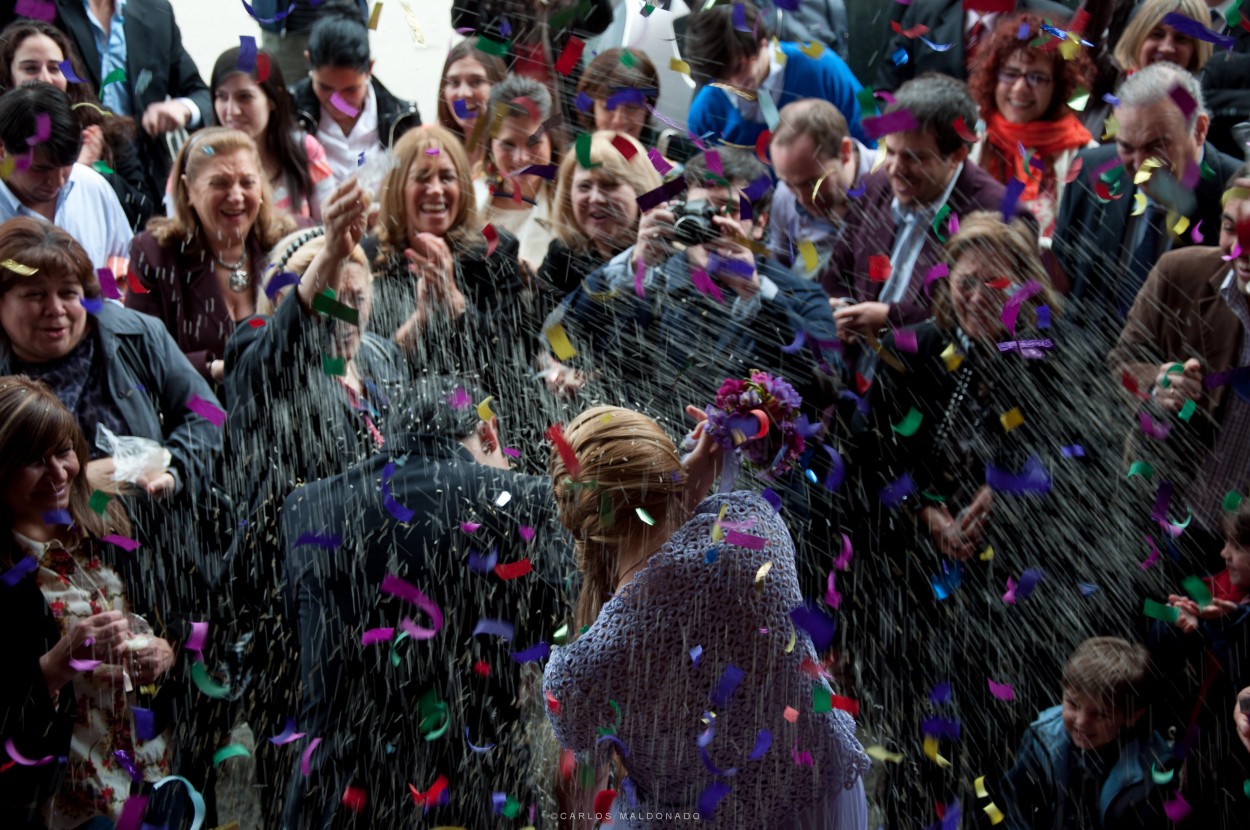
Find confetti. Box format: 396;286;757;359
555;36;585;75
212;744;251;767
866;744;904;763
862;110;919;139
13;0;56;22
101;534;141;551
987;678;1016;701
891;407;923;436
0;258;37;275
493;558;533;580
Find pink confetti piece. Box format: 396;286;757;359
518;525;535;541
114;795;149;830
1000;280;1042;336
186;394;226;426
923;262;949;297
502;446;521;458
1163;791;1191;822
380;575;444;639
987;678;1016;701
300;737;322;775
269;717;306;745
329;91;360;118
186;620;208;653
893;328;918;353
361;627;394;646
1190;220;1203;243
1002;576;1017;605
825;571;842;609
1138;411;1171;441
1222;242;1242;261
833;533;853;570
460;521;481;533
13;0;56;23
69;657;102;671
4;737;56;765
646;146;672;175
862;109;919;139
1140;535;1162;570
102;534;140;551
724;529;767;550
24;113;50;146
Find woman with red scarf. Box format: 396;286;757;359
967;14;1096;246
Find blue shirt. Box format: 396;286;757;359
84;0;133;117
0;163;134;269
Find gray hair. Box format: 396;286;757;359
1116;62;1207;128
488;73;553;123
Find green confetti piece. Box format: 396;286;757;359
322;354;346;376
620;49;637;67
578;758;595;788
1225;491;1245;512
1228;0;1242;27
1200;158;1216;181
390;629;409;667
1159;363;1185;388
1067;87;1090;112
502;796;521;818
91;161;115;175
920;491;946;504
891;407;923;437
551;0;593;28
1099;164;1125;184
575;132;600;169
212;744;251;767
579;624;590;635
1142;598;1180;624
1151;763;1175;784
1178;399;1197;422
474;35;511;57
597;699;623;735
88;490;111;515
190;660;232;699
1127;460;1154;481
99;67;126;99
311;291;359;326
856;87;880;118
552;623;570;645
641;3;655;15
1244;778;1250;799
1181;575;1214;607
813;684;832;713
635;507;655;526
932;204;952;243
418;691;450;741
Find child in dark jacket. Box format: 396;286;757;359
1001;637;1172;830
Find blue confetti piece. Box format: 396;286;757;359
510;641;549;663
921;716;961;741
264;270;300;300
1;555;38;586
761;488;782;513
606;87;651;110
789;602;837;652
920;36;954;52
293;532;341;548
452;98;477;119
80;296;104;315
1102;93;1120;106
878;472;916;507
731;2;749;31
499;16;512;37
1001;177;1026;222
742;173;773;202
985;455;1052;495
575;91;594;114
1015;568;1045;601
357;151;365;167
1078;582;1099;596
710;664;745;707
468;547;498;573
689;645;702;666
698;781;732;819
238;35;258;74
930;561;964;600
890;48;909;66
1061;445;1085;458
472;617;515;640
383;493;415;523
928;681;952;705
1037;305;1051;329
823;444;846;491
748;729;772;759
132;706;157;740
941;799;961;830
42;509;72;526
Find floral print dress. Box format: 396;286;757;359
14;534;170;829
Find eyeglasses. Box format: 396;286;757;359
997;69;1054;88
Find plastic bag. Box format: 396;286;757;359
96;424;171;484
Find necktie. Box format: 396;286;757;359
966;19;987;71
1122;203;1166;316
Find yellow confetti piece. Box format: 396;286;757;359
984;803;1005;825
1058;37;1081;60
476;396;495;422
710;82;757;102
1172;215;1190;235
1101;114;1118;141
979;546;994;561
711;504;728;543
941;342;964;372
0;258;38;275
999;407;1024;432
367;2;382;29
866;745;904;763
1131;192;1148;216
755;561;773;588
870;148;888;173
1134;158;1163;186
923;735;952;768
975;775;989;797
395;0;426;45
798;240;818;273
669;58;691;75
799;41;825;58
0;154;14;180
783;619;796;653
545;324;577;361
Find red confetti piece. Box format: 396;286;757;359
255;54;271;84
890;21;930;38
611;135;638;160
546;691;563;715
482;223;498;257
755;129;771;165
987;277;1012;290
1121;370;1150;401
594;789;618;816
248;317;266;328
473;660;491;677
964;0;1013;11
341;786;367;812
554;36;585;75
952;116;978;143
547;423;582;475
493;558;533;580
409;773;448;807
124;268;149;294
868;255;892;282
830;695;859;716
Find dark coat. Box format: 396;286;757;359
1202;51;1250;161
292;76;420;154
126;231;272;383
874;0;1073;91
821;160;1033;327
279;435;567;828
1050;142;1243;348
53;0;212;201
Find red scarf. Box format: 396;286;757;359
983;111;1092;202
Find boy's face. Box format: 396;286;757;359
1221;537;1250;587
723;41;771;91
1062;688;1129;751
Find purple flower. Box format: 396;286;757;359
703;372;805;479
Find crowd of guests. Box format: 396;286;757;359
0;0;1248;828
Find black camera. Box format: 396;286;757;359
669;199;722;247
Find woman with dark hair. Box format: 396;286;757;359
0;19;154;228
210;46;334;220
0;376;191;830
967;13;1095;245
436;39;507;172
574;47;660;143
290;8;420;189
128;128;299;386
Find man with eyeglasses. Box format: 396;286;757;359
1050;62;1242;353
818;73;1035;389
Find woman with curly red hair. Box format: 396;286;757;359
967;14;1096;245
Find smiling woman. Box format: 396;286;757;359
127;127;298;387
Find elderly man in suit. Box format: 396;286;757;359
53;0;210;201
1052;62;1243;352
820;73;1036;386
876;0;1074;92
279;378;568;829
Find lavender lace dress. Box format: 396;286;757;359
544;491;869;828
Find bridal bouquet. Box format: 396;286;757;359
702;371;806;480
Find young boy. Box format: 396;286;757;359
1001;637;1171;830
681;1;871;149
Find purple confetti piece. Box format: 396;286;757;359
1061;445;1085;458
1;555;39;586
519;163;559;179
467;547;498;573
360;627;393;646
465;726;497;753
1179;158;1200;190
646;146;672;175
822;444;846;491
878;472;916;507
186;621;209;653
825;570;841;609
690;266;726;304
636;176;687;212
893;328;918;353
779;330;806;354
13;0;56;22
839;389;870;416
293;532;341;549
1015;568;1044;601
1102;93;1120;106
929;681;952;705
596;733;631;758
1017;21;1031;39
80;296;103;315
738;194;752;222
237;36;258;74
748;729;771;759
97;267;122;300
460;521;481;533
833;533;853;570
574;91;594;114
988;678;1016;701
923;262;949;297
698;781;732;818
43;508;72;526
985;455;1051;495
472;617;515;640
269;717;307;745
689;644;702;666
941;799;962;830
264;270;300;300
69;656;101;672
518;525;535;542
1160;12;1237;50
707;253;755;279
1000;279;1042;336
510;641;549;663
186;394;226;426
383;492;415;523
789;602;837;652
710;664;745;707
1162;791;1191;822
113;749;144;782
114;795;149;830
1141;535;1162;570
1139;411;1172;442
502;447;521;458
697;725;716;748
447;387;472;408
452;98;477;119
921;716;961;740
761;488;782;513
1036;305;1051;329
58;59;84;83
101;534;140;552
132;706;156;741
1151;481;1175;523
1001;177;1026;222
724;529;767;550
742;173;772;201
606;87;648;110
847;181;866;199
861;109;920;139
731;2;749;31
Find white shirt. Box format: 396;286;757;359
318;82;380;187
1210;0;1237;31
0;163;133;269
